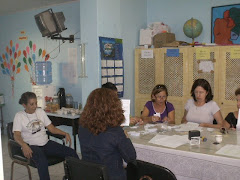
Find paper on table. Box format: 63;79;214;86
144;124;156;129
149;134;189;148
215;144;240;158
175;122;202;132
128;131;140;137
130;126;139;129
121;99;130;126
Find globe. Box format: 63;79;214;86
183;18;203;43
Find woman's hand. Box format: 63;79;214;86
151;116;160;123
65;133;72;147
130;117;143;125
124;130;129;138
162;116;169;123
22;143;33;159
199;123;208;127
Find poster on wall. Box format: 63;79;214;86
211;4;240;45
99;37;124;97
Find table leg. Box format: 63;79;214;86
0;107;3;134
72;120;77;151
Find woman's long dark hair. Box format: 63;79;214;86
191;79;213;103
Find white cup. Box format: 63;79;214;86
215;135;223;143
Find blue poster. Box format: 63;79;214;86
99;37;124;98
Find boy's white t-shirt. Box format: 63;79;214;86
13;108;51;146
185;99;220;124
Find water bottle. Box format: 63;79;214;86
35;61;52;85
66;94;73;108
57;88;66;109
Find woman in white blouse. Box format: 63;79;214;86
182;79;224;128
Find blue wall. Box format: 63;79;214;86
80;0;147;115
0;2;80;126
147;0;240;43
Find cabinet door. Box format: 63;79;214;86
159;48;189;124
135;49;160;117
219;46;240;118
188;47;220;104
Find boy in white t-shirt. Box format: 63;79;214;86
13;92;79;180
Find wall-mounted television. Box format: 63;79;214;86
34;9;67;37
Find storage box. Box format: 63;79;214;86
153;33;175;48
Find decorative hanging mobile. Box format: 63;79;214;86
22;41;50;85
0;40;21;96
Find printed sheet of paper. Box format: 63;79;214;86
149;134;189;148
196;48;210;60
199;61;214;72
231;48;240;59
216;144;240;158
141;50;154;59
121;99;130;126
139;29;153;45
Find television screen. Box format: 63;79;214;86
35;9;66;37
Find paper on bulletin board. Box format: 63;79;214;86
231;48;240;59
196;48;210;60
199;61;214;72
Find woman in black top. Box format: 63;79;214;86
224;88;240;129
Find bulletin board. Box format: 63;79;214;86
99;37;124;97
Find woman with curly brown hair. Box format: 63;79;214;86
78;88;136;180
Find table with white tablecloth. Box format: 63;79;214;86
124;124;240;180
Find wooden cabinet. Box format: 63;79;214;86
135;46;240;124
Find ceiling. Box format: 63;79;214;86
0;0;79;15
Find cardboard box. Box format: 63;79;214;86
153;33;175;48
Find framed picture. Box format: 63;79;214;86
211;4;240;44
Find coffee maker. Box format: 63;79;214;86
57;88;66;109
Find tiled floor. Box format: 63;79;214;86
1;134;80;180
